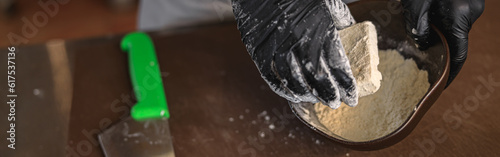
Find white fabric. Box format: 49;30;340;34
138;0;358;31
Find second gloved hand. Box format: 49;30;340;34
401;0;485;87
232;0;358;109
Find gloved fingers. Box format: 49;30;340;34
261;61;303;102
254;33;302;102
273;51;318;103
321;30;358;106
232;0;359;107
270;7;321;103
323;0;356;30
288;3;349;109
469;0;486;22
232;0;317;103
436;3;470;86
447;38;468;87
432;0;485;87
298;54;342;109
401;0;433;50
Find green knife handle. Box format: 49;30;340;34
121;32;169;120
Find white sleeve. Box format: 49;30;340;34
138;0;233;31
138;0;358;31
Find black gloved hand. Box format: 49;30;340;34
231;0;357;109
401;0;485;87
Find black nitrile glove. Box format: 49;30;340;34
401;0;485;87
232;0;357;109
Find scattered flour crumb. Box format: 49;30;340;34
259;131;265;138
269;124;275;130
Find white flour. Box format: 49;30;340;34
314;49;430;142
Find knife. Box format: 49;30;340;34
98;32;175;157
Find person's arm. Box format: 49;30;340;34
401;0;485;87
